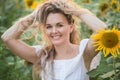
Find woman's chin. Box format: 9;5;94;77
52;41;64;46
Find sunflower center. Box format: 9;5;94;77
112;3;118;9
101;32;119;48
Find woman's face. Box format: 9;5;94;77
44;13;73;46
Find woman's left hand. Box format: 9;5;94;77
50;0;82;16
53;0;93;17
62;1;93;17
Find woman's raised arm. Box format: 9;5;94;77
1;12;38;64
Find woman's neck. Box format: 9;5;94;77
54;43;79;60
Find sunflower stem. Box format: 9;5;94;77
113;57;117;80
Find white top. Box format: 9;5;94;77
33;39;89;80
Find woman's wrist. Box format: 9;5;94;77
77;9;107;32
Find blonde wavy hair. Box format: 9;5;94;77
32;0;81;80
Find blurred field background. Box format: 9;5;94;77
0;0;120;80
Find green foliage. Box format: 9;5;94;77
0;0;33;80
1;0;120;80
88;55;120;80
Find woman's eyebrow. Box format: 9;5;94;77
56;22;63;25
46;22;64;26
45;24;51;26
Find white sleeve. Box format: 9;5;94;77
32;45;42;56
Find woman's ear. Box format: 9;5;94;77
70;23;74;33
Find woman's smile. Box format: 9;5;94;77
51;35;62;40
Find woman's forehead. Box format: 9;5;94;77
46;13;68;25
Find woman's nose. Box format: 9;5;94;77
52;27;58;33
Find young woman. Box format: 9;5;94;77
1;0;107;80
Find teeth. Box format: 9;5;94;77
52;36;60;40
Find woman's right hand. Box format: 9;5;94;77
51;0;93;17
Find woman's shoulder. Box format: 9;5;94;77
79;38;89;54
79;38;89;48
80;38;89;44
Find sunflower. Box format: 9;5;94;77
91;28;120;57
85;0;91;3
31;1;40;9
31;0;47;9
109;0;120;11
99;2;109;15
24;0;34;8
